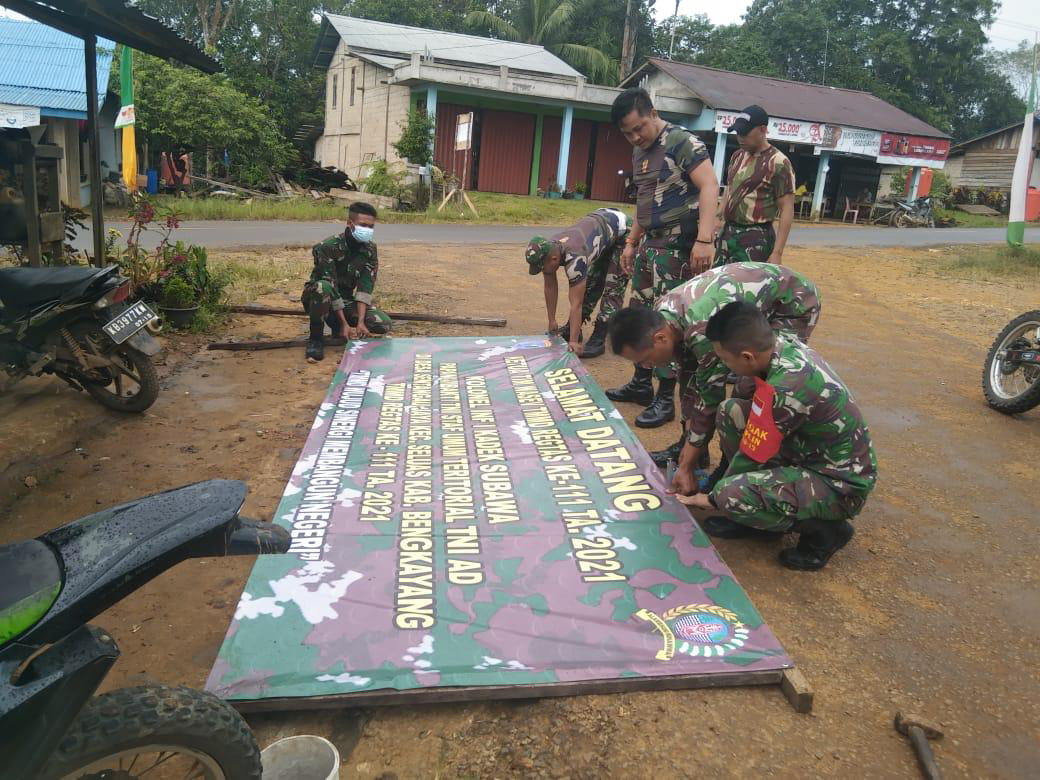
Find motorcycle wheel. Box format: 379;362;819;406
40;685;261;780
70;322;159;413
894;212;910;228
982;310;1040;414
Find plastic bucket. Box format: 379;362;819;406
146;169;159;194
260;735;340;780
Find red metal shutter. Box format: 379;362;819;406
590;122;635;202
538;117;594;192
476;109;535;195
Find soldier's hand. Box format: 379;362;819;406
356;323;371;339
568;340;583;356
690;242;714;274
339;323;351;340
621;245;636;276
766;251;782;264
674;492;713;510
669;467;698;497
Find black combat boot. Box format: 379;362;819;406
582;320;608;358
305;318;325;363
606;366;654;405
701;516;785;540
650;433;685;467
779;519;854;571
636;377;676;428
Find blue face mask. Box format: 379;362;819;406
351;225;374;244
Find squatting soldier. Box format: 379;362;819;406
716;105;795;267
525;207;631;358
301;202;391;363
607;262;821;481
676;301;877;571
606;87;719;429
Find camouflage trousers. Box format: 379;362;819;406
302;281;392;334
582;243;630;325
714;222;775;267
711;397;868;532
632;234;692;380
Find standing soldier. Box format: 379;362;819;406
606;87;719;430
525;207;630;358
607;262;821;481
716;105;796;266
301;202;391;363
676;302;877;571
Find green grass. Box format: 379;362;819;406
936;207;1008;228
916;243;1040;283
106;192;632;226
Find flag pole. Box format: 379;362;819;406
1007;34;1037;248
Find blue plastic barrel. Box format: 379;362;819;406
146;169;159;194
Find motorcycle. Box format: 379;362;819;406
0;264;161;412
983;310;1040;414
890;196;935;228
0;480;290;780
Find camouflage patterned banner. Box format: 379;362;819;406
207;337;791;707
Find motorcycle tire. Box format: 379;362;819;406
982;309;1040;415
40;685;261;780
70;322;159;413
894;212;910;228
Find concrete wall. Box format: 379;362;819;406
317;40;411;179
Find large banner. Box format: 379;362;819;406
207;337;791;708
876;133;950;168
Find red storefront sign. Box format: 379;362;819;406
876;133;950;168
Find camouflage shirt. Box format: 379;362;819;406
633;123;711;232
550;208;629;287
656;262;822;448
717;334;877;496
722;145;795;225
308;231;378;310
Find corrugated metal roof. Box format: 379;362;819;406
627;58;950;139
0;19;114;116
319;14;581;79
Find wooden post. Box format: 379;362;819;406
84;33;105;267
21;141;41;267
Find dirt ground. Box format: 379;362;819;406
2;243;1039;779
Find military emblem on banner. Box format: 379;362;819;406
636;604;749;660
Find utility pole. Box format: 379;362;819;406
621;0;636;78
668;0;680;59
822;28;829;85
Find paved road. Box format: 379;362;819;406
74;220;1040;250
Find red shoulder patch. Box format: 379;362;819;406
739;378;782;464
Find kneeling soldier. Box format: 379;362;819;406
677;301;877;571
301;202;391;362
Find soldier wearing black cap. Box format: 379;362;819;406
716;105;796;267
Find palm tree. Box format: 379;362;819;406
466;0;615;83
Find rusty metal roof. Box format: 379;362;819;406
626;58;949;139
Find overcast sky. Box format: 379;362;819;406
654;0;1040;52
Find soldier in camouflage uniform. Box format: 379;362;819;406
716;105;796;267
675;301;876;570
606;88;719;430
525;208;630;359
301;202;391;363
608;262;821;477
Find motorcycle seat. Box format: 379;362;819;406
0;266;112;309
0;540;62;646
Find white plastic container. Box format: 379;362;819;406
261;735;341;780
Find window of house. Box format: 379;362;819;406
332;73;338;108
350;67;356;106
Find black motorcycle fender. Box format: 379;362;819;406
0;625;118;780
126;328;161;356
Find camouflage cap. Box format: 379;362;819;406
526;236;554;274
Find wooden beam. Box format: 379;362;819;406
226;304;507;328
208;337;347;352
84;34;105;267
780;668;813;714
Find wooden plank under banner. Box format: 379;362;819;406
206;336;803;712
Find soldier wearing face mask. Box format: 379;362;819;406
301;201;392;363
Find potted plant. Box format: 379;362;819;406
160;276;199;328
547;182;562;200
573;182;588;201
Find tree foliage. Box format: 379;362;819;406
133;53;292;187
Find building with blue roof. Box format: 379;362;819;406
0;18;119;206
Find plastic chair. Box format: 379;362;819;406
842;197;860;224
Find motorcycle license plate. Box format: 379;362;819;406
102;301;156;344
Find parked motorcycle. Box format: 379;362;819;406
0;264;161;412
0;480;290;780
890;196;935;228
983;310;1040;414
